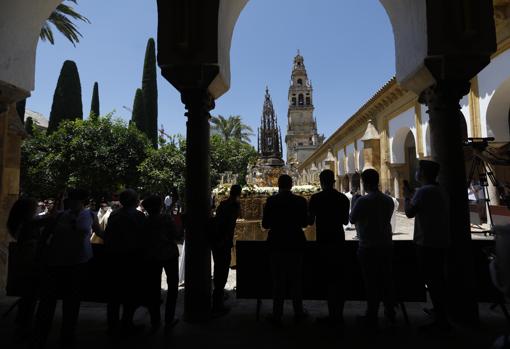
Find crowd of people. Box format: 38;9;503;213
5;159;451;347
7;189;184;348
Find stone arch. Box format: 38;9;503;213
351;172;361;192
342;174;350;192
485;76;510;142
0;0;63;93
391;126;416;164
337;151;345;175
404;130;419;186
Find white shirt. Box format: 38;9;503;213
164;195;172;208
350;191;394;248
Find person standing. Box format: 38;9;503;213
309;170;350;326
103;189;146;334
6;198;52;337
404;160;451;332
385;190;400;234
32;189;102;347
350;169;396;328
262;174;308;326
141;195;180;329
211;184;241;315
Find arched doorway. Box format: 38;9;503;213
341;175;350;193
351;172;361;193
404;130;419;188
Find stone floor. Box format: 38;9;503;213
0;292;509;349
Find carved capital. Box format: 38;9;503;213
181;88;215;120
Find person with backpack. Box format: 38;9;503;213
141;195;180;330
32;188;102;348
211;184;241;315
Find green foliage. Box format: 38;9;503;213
48;60;83;133
211;114;254;143
21;114;151;200
138;136;186;196
90;81;100;120
210;134;258;186
40;0;90;46
131;88;145;131
141;38;158;148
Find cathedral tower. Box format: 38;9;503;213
285;51;324;165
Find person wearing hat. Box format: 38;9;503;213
404;160;451;332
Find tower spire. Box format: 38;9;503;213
258;87;284;166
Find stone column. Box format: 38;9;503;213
181;88;214;322
420;80;479;324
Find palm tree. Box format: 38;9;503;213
211;115;254;143
40;0;90;46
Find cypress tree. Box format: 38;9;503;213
24;116;34;136
131;88;145;132
90;81;100;119
141;38;158;147
48;60;83;133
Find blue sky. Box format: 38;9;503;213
29;0;395;148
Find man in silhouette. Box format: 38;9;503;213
211;184;241;315
350;169;395;328
103;189;146;334
309;170;350;326
404;160;451;332
262;174;308;325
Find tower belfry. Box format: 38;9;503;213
258;87;284;167
285;51;324;165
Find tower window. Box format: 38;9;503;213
306;97;311;105
298;94;304;106
291;97;296;106
297;79;303;86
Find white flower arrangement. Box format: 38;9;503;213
213;184;320;197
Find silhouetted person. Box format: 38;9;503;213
350;169;395;328
33;189;102;348
211;184;241;315
404;160;451;332
309;170;350;326
351;189;362;239
7;197;51;337
262;174;308;325
141;195;180;329
103;189;146;334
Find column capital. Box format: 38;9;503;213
181;88;215;118
418;80;471;111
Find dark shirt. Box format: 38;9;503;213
104;207;146;255
215;198;241;246
309;189;350;244
262;191;308;250
144;214;179;261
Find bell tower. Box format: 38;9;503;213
285;50;324;165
